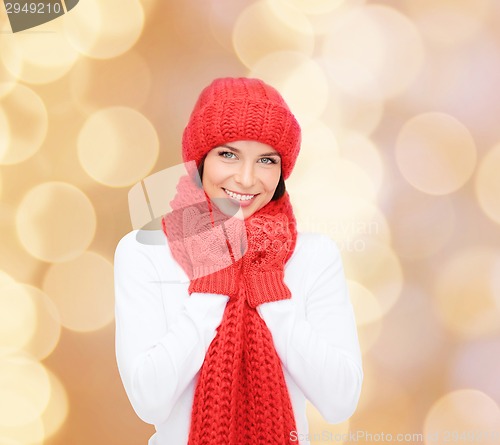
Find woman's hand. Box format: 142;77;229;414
182;202;245;278
243;213;293;307
182;201;246;299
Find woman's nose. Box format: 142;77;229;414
234;162;256;188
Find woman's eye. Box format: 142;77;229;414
218;151;236;159
259;157;277;164
217;151;277;164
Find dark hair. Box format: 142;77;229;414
197;155;286;201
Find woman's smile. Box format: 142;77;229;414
201;140;281;218
222;188;259;206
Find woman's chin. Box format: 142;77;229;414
211;197;246;219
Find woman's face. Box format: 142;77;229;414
201;140;282;219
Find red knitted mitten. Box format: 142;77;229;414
182;204;245;299
243;213;293;308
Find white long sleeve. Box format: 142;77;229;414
114;230;363;445
257;234;363;424
114;230;228;426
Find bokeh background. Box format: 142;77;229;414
1;0;500;444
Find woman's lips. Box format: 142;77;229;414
222;188;258;207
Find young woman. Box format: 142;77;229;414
114;77;363;445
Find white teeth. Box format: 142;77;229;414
224;189;255;201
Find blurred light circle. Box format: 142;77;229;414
355;361;413;423
396;112;477;195
140;0;159;15
357;317;382;355
0;284;36;353
264;0;322;33
322;5;425;99
340;133;384;193
322;7;385;99
320;82;384;139
0;417;44;445
290;157;377;204
475;144;500;225
424;389;500;445
0;19;79;84
232;1;314;69
288;149;386;235
0;23;22;98
0;270;16;287
64;0;145;59
433;248;500;338
0;10;8;27
342;238;403;317
16;182;96;263
451;336;500;407
494;258;500;311
408;0;491;46
402;35;500;143
348;279;382;325
21;285;61;361
290;193;391;248
299;0;366;35
369;286;446;384
210;0;258;52
69;51;152;113
1;202;53;285
249;51;329;125
77;107;159;187
288;134;391;248
42;251;115;332
41;369;68;440
336;90;384;136
0;353;51;427
0;107;8;167
293;120;339;174
0;81;18;102
390;191;455;259
0;84;48;165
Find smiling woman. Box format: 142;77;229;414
114;77;363;445
201;140;282;218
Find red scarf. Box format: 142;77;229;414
162;166;298;445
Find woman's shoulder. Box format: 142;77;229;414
114;229;168;268
115;229;167;253
285;233;344;294
114;229;188;282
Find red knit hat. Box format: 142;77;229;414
182;77;301;180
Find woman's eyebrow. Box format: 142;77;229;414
220;144;281;157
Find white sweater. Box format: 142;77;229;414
114;229;363;445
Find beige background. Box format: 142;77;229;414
1;0;500;444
